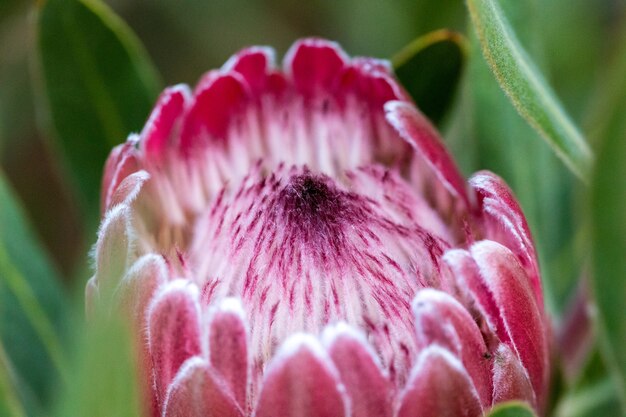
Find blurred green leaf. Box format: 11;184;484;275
485;401;537;417
37;0;161;220
466;0;593;181
586;23;626;147
590;72;626;409
393;29;467;125
0;342;27;417
54;315;141;417
555;378;622;417
447;1;579;315
0;171;69;412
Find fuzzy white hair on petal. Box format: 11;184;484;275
145;279;202;341
321;321;386;370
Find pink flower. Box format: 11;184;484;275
88;38;549;417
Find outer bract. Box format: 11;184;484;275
88;38;549;417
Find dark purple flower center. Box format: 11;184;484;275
278;173;366;252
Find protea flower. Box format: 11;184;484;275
87;38;549;417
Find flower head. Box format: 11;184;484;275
88;38;549;417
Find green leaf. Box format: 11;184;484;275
555;378;622;417
0;171;69;411
590;74;626;409
486;401;537;417
54;315;141;417
37;0;161;220
466;0;593;181
586;23;626;147
0;342;28;417
392;29;467;125
447;3;580;315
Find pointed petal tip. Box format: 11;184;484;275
468;240;547;407
399;345;483;417
321;322;384;369
256;331;349;417
163;356;244;417
384;100;470;206
283;38;349;96
107;170;150;209
93;203;134;296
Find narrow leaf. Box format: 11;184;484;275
555;378;622;417
466;0;593;181
447;6;580;315
0;171;69;409
590;82;626;409
486;401;537;417
392;29;467;125
54;315;141;417
0;342;27;417
37;0;161;219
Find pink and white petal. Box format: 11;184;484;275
284;38;349;97
255;334;349;417
385;101;469;207
492;344;535;409
351;57;393;75
207;298;248;409
412;289;493;406
470;241;547;407
346;58;407;109
141;85;191;162
93;204;133;300
179;72;249;152
397;346;483;417
116;253;168;326
101;138;139;213
163;357;243;417
224;46;275;95
147;280;203;407
107;170;150;210
443;248;507;342
116;255;169;417
469;171;542;308
323;323;393;417
266;71;289;97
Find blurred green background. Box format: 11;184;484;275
0;0;625;416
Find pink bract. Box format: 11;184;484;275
89;38;550;417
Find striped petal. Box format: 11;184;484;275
469;171;542;309
470;241;547;408
385;100;469;206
